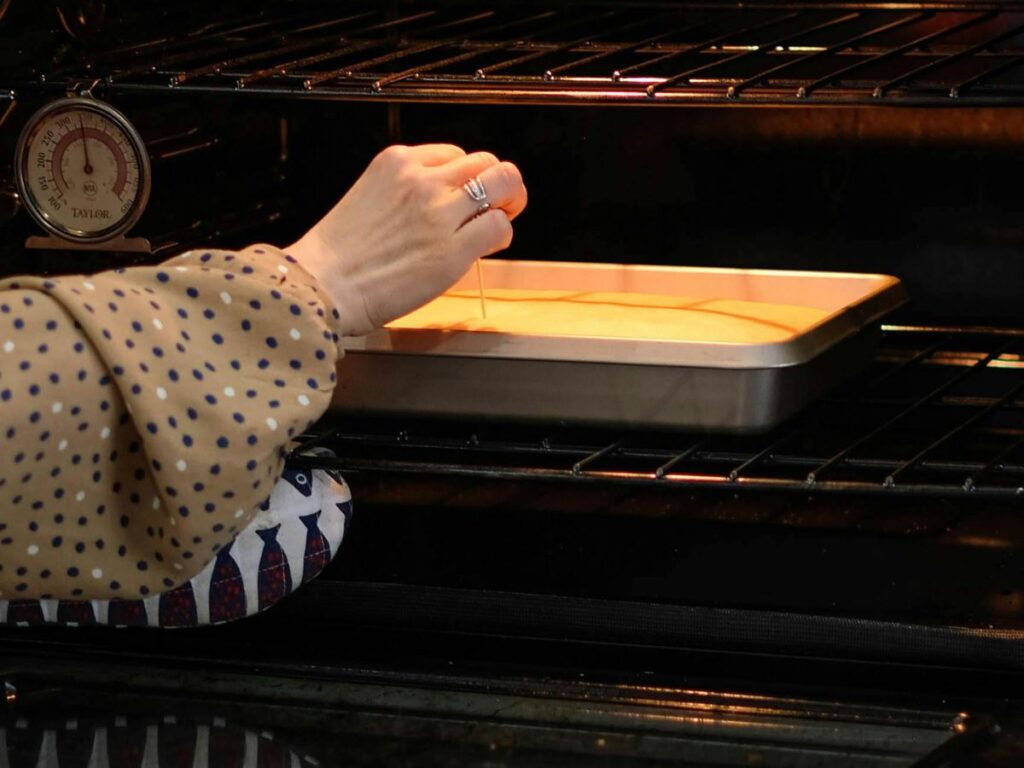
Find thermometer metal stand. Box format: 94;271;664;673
26;234;152;253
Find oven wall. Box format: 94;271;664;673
293;102;1024;327
5;94;1024;326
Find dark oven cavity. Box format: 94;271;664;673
2;0;1024;668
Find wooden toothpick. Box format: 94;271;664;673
476;259;487;319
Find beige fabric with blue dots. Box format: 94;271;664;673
0;245;344;600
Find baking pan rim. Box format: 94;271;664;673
342;261;907;369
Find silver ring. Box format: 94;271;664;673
463;177;487;203
476;201;491;217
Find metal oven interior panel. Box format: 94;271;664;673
4;3;1024;762
0;0;1021;646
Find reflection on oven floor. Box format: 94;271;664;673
1;716;318;768
0;671;973;768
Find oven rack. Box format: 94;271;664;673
293;327;1024;500
36;3;1024;106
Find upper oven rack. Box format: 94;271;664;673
34;2;1024;106
293;327;1024;500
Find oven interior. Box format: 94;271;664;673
2;0;1024;677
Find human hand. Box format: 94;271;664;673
287;144;527;337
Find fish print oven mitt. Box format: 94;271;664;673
0;464;351;627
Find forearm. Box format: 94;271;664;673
0;244;344;600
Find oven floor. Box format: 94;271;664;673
0;628;1013;767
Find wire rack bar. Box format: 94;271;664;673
728;12;926;98
725;335;955;483
29;3;1024;104
885;374;1024;487
963;434;1024;491
239;9;532;90
806;338;1017;484
572;441;623;474
87;7;330;64
647;10;864;97
473;11;648;78
609;10;801;82
654;440;705;479
171;10;404;86
0;98;15;132
543;11;728;79
294;329;1024;500
370;11;583;90
725;430;798;482
865;335;953;389
299;10;513;89
874;18;1024;97
105;10;380;81
795;11;993;98
950;51;1024;97
197;10;481;89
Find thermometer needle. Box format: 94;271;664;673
79;118;93;175
476;259;487;319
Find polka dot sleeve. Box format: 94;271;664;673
0;245;344;600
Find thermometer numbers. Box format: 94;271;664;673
16;99;149;242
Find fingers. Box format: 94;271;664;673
370;143;523;263
478;161;527;220
434;151;500;184
454;209;514;266
377;144;467;168
408;143;467;166
444;160;527;227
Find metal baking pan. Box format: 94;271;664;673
333;260;906;432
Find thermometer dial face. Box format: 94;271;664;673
15;98;150;243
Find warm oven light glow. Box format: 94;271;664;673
387;289;829;344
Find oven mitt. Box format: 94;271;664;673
0;464;351;627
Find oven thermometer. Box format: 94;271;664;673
14;96;151;252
